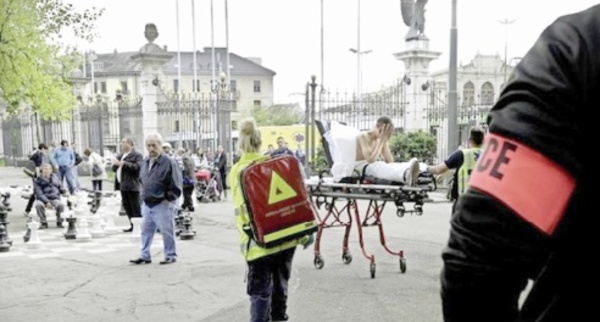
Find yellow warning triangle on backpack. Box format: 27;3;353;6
268;171;298;205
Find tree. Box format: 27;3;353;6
389;130;437;163
252;103;304;126
0;0;103;119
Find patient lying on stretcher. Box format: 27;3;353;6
329;116;421;186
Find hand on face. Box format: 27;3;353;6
378;124;393;141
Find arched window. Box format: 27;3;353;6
462;81;475;107
481;82;495;105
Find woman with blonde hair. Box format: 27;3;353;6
84;147;107;191
228;117;311;322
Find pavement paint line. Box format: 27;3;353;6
109;243;135;248
30;253;60;259
87;248;118;254
52;247;82;253
0;252;27;257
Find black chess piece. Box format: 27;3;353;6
179;214;195;240
0;207;12;246
175;210;185;236
64;217;78;240
23;216;33;243
0;225;10;252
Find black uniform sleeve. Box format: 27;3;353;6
441;9;594;321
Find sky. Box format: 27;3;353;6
64;0;599;104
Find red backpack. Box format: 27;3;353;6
240;154;318;248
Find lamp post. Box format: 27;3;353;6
349;48;372;101
499;18;516;84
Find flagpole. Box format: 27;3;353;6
225;0;232;165
210;0;217;152
176;0;183;148
191;0;200;148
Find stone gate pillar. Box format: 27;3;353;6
131;23;173;151
394;38;441;132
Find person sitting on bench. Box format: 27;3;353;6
34;164;66;229
330;116;420;185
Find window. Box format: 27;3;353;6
93;62;104;71
174;120;180;133
253;80;261;93
101;82;107;94
121;81;128;94
231;100;237;112
253;100;261;108
93;82;98;94
462;82;475;107
481;82;495;105
230;80;237;91
231;120;238;130
173;79;179;93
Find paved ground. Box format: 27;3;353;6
0;166;454;322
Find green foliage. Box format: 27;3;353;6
313;146;329;171
389;130;437;163
0;0;103;119
252;104;304;126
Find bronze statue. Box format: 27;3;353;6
400;0;428;40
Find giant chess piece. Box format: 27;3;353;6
102;195;120;234
0;207;12;246
64;216;78;240
0;225;10;252
89;215;105;238
26;220;43;249
175;210;185;236
179;214;195;240
76;217;92;242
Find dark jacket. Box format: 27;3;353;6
29;150;46;167
140;153;183;207
441;6;594;322
34;174;62;203
112;149;143;192
181;154;196;186
214;152;227;173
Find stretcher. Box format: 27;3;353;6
305;120;436;278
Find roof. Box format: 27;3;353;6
85;47;276;77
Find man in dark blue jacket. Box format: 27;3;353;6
34;164;65;228
130;133;182;265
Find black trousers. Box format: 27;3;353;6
121;190;141;226
247;247;296;322
182;185;194;210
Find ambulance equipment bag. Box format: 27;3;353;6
240;154;318;248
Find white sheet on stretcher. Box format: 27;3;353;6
328;121;360;182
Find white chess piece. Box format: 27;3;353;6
102;197;119;234
75;217;92;242
130;217;143;241
89;215;105;238
26;220;43;249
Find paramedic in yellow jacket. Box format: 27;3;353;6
426;126;485;209
228;117;312;322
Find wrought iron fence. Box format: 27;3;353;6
156;92;233;158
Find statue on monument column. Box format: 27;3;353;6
140;23;164;53
400;0;428;40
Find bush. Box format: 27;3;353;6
389;130;436;163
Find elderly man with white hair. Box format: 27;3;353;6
130;133;183;265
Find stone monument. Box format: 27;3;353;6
394;0;440;132
131;23;174;150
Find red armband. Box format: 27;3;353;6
469;133;575;235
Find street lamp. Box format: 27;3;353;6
349;48;372;100
498;18;516;84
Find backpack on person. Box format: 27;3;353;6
239;154;318;248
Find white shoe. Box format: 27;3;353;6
405;158;420;186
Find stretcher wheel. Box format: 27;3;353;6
342;252;352;264
414;205;423;216
399;258;407;273
314;256;325;269
396;207;405;217
370;263;376;279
